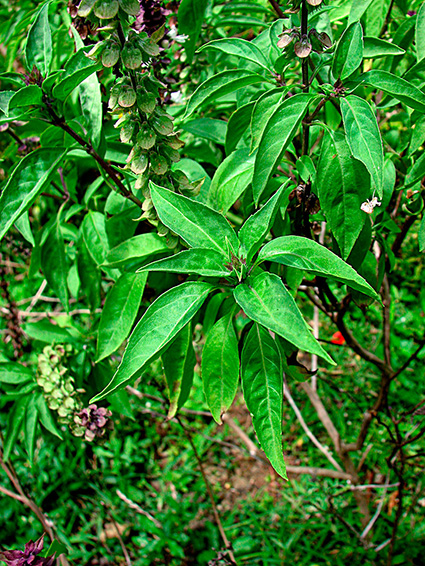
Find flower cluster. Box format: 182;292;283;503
278;25;331;58
72;0;200;247
284;0;325;12
0;535;55;566
73;404;113;442
36;345;83;424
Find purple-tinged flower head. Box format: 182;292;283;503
21;66;43;87
0;535;55;566
134;0;172;36
74;404;113;442
407;10;417;16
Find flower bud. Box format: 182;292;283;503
94;0;119;19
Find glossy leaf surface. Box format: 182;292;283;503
91;282;213;401
185;70;265;118
138;248;231;278
0;148;66;240
151;182;239;256
241;324;286;479
96;272;147;362
258;236;380;300
252;94;311;204
316;131;369;259
234;272;334;364
341;95;384;197
332;22;363;80
208;148;255;213
26;2;52;77
162;323;196;419
202;312;239;424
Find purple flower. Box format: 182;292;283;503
74;404;113;442
407;10;417;16
0;535;55;566
134;0;172;35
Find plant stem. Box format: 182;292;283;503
301;1;310;155
44;100;143;209
268;0;285;18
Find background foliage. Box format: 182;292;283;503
1;0;425;564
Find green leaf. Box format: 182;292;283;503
316;131;369;259
257;236;380;300
0;91;15;115
24;396;38;463
185;70;265;118
405;151;425;187
150;182;239;256
332;22;364;81
363;37;405;58
197;38;271;71
96;272;147;362
91;281;213;402
4;396;30;461
0;362;33;384
252;94;312;204
178;0;208;63
182;118;227;145
419;214;425;252
78;236;101;310
138;248;231;278
73;28;103;149
8;85;43;111
348;0;374;26
35;394;63;439
25;1;52;77
250;87;287;152
364;0;391;37
103;233;170;270
162;323;196;419
241;324;286;479
207;148;255;213
203;292;229;335
52;49;101;101
202;311;239;424
233;271;334;364
225;100;255;155
0;148;66;240
239;181;291;264
81;211;109;266
41;220;69;312
23;320;76;344
340;95;384;197
417;2;425;62
360;70;425;113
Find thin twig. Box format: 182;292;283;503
176;417;237;566
360;474;391;540
116;490;162;529
283;380;344;472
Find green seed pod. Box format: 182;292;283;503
120;120;135;143
102;42;121;67
172;169;190;189
150;153;168;175
137;38;160;57
142;197;154;212
108;84;121;109
119;0;140;16
94;0;119;19
121;42;143;70
137;90;157;114
130;152;149;175
165;134;185;150
137;124;157;149
151;114;174;136
165;232;179;249
135;173;149;191
118;85;137;108
78;0;96;17
157;221;169;236
160;144;180;163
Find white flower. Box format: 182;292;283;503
170;91;183;104
168;25;189;43
361;196;381;214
